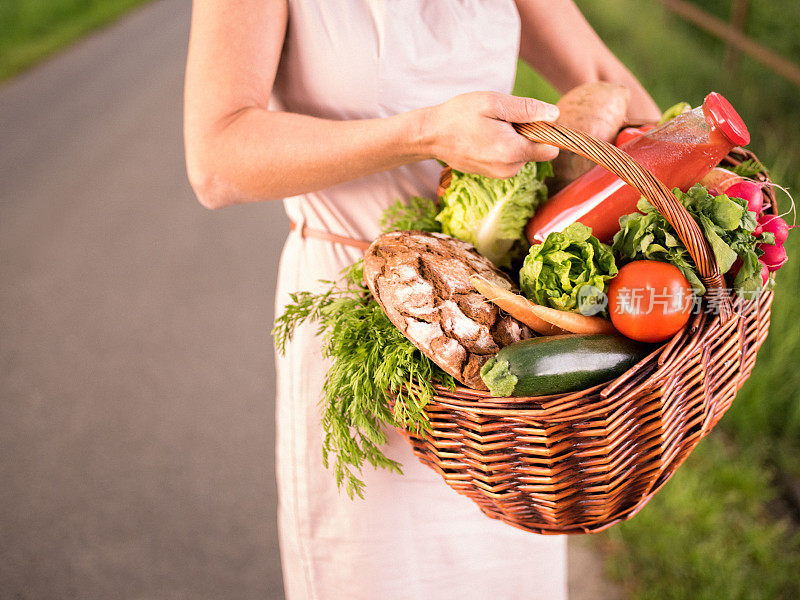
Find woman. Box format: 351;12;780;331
184;1;660;598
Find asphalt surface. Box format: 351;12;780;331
0;1;286;598
0;1;620;598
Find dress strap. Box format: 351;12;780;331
290;221;372;251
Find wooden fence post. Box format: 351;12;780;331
660;0;800;88
724;0;749;76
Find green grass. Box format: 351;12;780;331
0;0;152;81
515;1;800;596
601;436;800;600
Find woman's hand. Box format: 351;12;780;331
420;92;560;179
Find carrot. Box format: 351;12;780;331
470;276;617;336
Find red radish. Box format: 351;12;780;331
729;257;771;284
760;263;770;286
725;180;764;214
700;167;741;194
759;243;788;271
759;214;790;246
729;256;742;276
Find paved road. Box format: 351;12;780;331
0;1;621;598
0;1;287;598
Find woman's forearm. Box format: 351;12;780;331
186;107;429;209
185;0;421;209
515;0;661;122
186;92;560;209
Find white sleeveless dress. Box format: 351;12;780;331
272;2;567;598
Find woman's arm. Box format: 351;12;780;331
184;0;559;209
514;0;661;123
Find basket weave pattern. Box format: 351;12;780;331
406;127;774;534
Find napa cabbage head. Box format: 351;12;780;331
435;161;551;267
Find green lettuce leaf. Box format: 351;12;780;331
435;161;551;267
612;184;764;297
519;223;618;314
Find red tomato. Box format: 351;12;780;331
608;261;694;343
614;124;656;147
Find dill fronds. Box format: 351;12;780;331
272;261;454;498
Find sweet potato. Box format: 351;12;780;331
699;167;742;194
550;82;631;193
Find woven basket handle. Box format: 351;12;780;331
512;121;732;321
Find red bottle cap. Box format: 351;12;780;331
703;92;750;146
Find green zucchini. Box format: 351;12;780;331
480;334;651;397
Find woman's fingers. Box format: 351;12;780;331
426;91;561;178
487;94;560;165
513;136;560;163
480;93;560;167
486;93;559;124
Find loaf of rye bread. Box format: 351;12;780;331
363;231;532;390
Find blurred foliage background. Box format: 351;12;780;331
516;1;800;598
0;0;151;80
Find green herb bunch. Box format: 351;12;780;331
379;196;442;233
612;184;766;296
272;261;455;499
729;158;767;179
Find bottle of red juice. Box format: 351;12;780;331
525;92;750;244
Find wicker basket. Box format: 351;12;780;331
406;122;775;535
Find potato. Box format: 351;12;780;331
550;82;631;193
